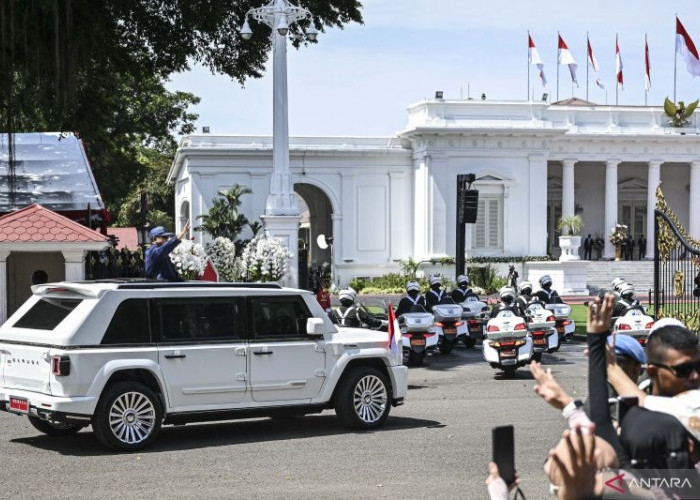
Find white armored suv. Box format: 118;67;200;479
0;281;408;450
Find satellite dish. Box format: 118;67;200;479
317;234;333;250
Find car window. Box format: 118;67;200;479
101;299;151;345
13;298;83;330
249;296;311;340
156;297;246;343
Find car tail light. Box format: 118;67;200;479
514;323;527;330
645;322;654;329
487;325;500;332
454;321;465;327
434;322;444;328
51;355;70;376
562;320;572;326
617;324;631;331
546;315;555;322
514;339;526;347
639;338;647;346
499;341;515;347
532;331;544;337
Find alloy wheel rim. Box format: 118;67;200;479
108;391;156;444
353;375;387;423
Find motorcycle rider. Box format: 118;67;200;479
610;277;627;300
533;275;562;304
395;280;427;317
332;288;383;329
490;286;526;319
451;274;477;303
516;281;535;313
425;275;447;312
612;283;641;319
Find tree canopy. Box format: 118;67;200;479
0;0;363;215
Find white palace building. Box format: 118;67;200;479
170;98;700;287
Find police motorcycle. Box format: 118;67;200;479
399;304;439;366
451;275;487;348
534;275;575;347
524;301;558;362
611;283;655;346
393;281;439;365
432;297;468;354
482;287;534;377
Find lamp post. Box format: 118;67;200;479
241;0;317;287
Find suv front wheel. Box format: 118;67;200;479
92;382;163;451
335;366;391;430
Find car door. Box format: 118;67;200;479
247;296;326;403
157;296;248;410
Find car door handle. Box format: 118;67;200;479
253;350;274;356
164;354;186;359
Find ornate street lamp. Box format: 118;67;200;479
240;0;319;287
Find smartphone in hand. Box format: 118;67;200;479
616;396;639;422
492;425;515;485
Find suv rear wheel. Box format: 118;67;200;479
28;416;86;436
335;366;390;430
92;381;163;451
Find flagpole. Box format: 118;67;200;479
586;32;589;102
557;31;560;102
674;15;678;103
615;33;620;106
527;30;531;101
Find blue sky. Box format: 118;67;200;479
167;1;700;137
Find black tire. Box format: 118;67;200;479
408;351;425;366
503;368;517;379
439;340;454;354
463;337;476;349
334;366;391;430
28;416;86;436
532;352;542;363
92;382;163;451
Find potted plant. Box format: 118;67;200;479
557;214;584;261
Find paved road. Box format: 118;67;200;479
0;341;589;499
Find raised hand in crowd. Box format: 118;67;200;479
586;292;615;335
546;424;599;500
530;361;572;410
485;461;520;500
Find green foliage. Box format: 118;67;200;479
557;214;584;236
349;274;429;295
0;0;363;212
196;185;261;256
468;265;507;294
465;256;553;263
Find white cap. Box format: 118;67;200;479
649;317;686;335
406;281;420;292
430;276;442;286
338;289;355;302
456;275;469;285
644;390;700;441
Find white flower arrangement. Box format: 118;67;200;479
205;236;238;282
169;240;207;280
240;235;293;282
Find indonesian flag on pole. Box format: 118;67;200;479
558;34;578;86
676;17;700;77
587;38;605;89
528;34;548;88
386;303;401;364
616;39;624;90
644;38;651;91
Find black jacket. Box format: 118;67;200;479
395;295;426;317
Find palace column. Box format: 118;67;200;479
690;161;700;241
645;160;662;260
561;159;576;218
604;160;619;259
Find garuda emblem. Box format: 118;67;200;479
664;97;699;127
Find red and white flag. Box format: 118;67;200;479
616;38;624;90
386;302;401;364
587;38;605;89
644;37;651;91
528;34;548;88
676;16;700;77
558;34;578;86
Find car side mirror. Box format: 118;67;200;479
306;317;325;335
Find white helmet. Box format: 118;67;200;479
429;275;442;286
620;283;635;299
338;289;356;303
499;286;517;303
456;275;469;286
518;281;533;294
539;275;552;288
611;278;626;292
406;281;420;292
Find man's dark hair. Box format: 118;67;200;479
646;325;699;364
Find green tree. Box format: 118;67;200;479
196;185;262;255
0;0;363;211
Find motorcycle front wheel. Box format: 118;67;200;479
408;351;425;366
